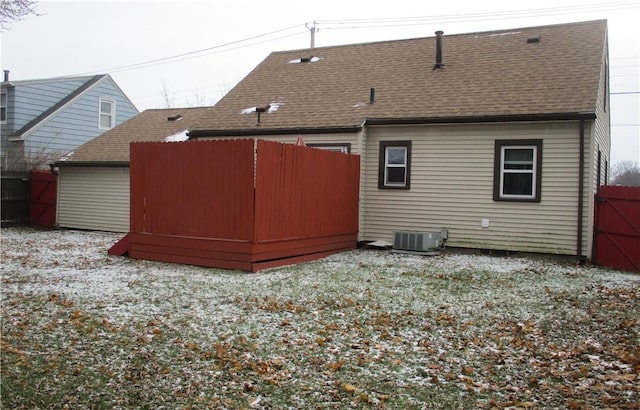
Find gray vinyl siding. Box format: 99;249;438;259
57;167;130;232
581;41;611;258
361;122;584;255
24;77;138;155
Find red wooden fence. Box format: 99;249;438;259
593;186;640;272
29;171;57;228
121;139;360;271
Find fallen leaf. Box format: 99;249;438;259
342;383;357;393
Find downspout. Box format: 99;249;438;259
577;120;585;263
357;120;367;243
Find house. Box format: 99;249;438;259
0;72;139;170
54;20;610;261
54;107;212;232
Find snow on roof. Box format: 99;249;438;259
164;129;189;142
240;102;284;115
288;56;322;64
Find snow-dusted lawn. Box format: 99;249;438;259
1;227;638;409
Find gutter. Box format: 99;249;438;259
51;161;130;168
188;113;596;138
364;112;597;126
188;125;361;139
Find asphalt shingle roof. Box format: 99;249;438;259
58;107;212;163
61;19;607;164
189;19;607;133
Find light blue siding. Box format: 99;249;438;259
1;75;138;169
24;76;139;154
10;77;89;132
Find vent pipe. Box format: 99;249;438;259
434;31;444;70
3;70;9;82
370;87;375;104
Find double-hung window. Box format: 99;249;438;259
379;141;411;189
99;98;115;129
494;139;542;202
1;91;7;124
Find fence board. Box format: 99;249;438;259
594;185;640;272
130;139;255;239
29;171;57;227
1;171;30;227
255;140;360;241
123;139;360;271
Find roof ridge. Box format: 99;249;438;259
4;74;103;85
141;106;214;113
272;19;607;54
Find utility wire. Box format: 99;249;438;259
69;24;304;76
317;1;639;29
77;1;639;78
121;1;638;106
108;30;307;74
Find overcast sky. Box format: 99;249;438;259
1;0;638;164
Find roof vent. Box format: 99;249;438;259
255;104;271;125
167;114;182;121
255;104;271;113
527;36;541;43
3;70;9;82
433;31;444;70
289;56;321;64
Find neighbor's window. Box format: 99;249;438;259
99;98;115;129
379;141;411;189
494;139;542;202
1;91;7;123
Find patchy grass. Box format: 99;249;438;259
1;227;639;409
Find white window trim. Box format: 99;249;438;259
321;146;349;153
306;143;350;153
384;146;408;187
499;145;537;200
99;98;116;130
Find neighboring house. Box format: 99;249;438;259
54;20;611;261
53;107;211;232
0;72;138;170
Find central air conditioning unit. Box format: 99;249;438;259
392;229;448;254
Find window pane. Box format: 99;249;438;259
322;147;348;153
0;93;6;122
100;114;111;128
505;148;533;162
387;147;406;165
386;167;406;185
504;148;533;170
503;173;533;196
100;100;112;114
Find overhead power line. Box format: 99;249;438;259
316;1;639;29
111;1;639;106
76;0;639;79
69;24;305;77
